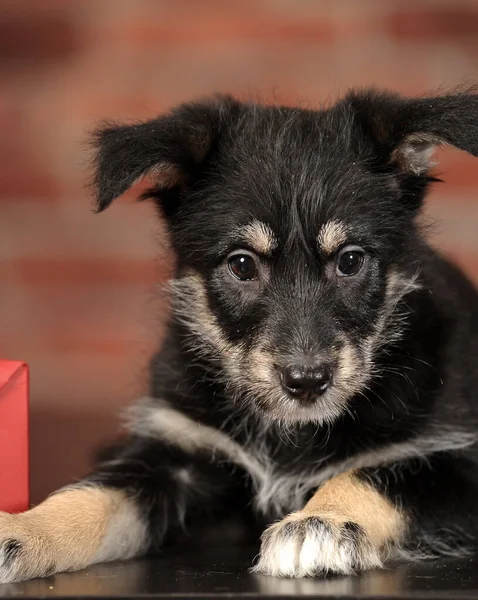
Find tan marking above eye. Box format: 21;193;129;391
241;221;277;255
317;220;348;254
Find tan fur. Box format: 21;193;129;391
390;132;447;175
0;487;147;583
363;266;421;359
337;341;363;390
133;162;184;190
248;345;275;384
242;221;277;255
302;471;405;547
172;271;240;365
317;220;348;254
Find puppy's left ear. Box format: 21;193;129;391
92;95;242;212
347;88;478;175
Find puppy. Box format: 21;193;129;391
1;88;478;582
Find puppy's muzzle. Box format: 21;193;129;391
279;362;333;404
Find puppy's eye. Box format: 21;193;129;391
227;253;259;281
336;247;365;277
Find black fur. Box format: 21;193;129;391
89;88;478;571
1;540;23;566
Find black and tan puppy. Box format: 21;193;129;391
1;88;478;582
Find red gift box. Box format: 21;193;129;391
0;360;29;513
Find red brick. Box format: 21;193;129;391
0;172;61;201
1;259;168;285
387;7;478;42
0;12;82;65
115;17;335;47
46;338;153;356
75;95;169;122
0;197;165;260
0;106;62;200
29;353;151;411
0;280;165;346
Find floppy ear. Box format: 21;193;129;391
92;94;242;213
347;88;478;175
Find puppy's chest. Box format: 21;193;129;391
241;437;335;518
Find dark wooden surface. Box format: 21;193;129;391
0;545;477;599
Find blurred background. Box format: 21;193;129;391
1;0;478;504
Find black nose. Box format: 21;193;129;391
280;363;332;403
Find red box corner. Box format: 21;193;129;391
0;360;29;513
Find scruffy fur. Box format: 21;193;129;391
1;88;478;582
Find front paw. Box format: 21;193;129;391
0;513;52;583
253;512;383;577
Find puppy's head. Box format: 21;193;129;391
92;89;478;426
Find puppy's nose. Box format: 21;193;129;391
280;363;332;403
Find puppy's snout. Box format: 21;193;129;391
280;362;332;403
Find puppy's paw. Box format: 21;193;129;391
0;513;53;583
253;511;383;578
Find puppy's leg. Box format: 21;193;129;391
0;435;235;583
0;485;146;583
255;469;405;577
255;455;478;577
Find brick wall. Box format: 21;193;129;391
1;0;478;503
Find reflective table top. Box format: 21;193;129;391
0;545;476;599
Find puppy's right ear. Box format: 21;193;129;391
92;95;241;212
